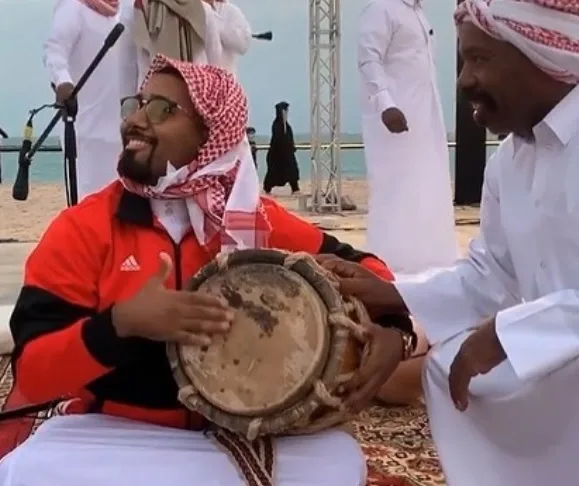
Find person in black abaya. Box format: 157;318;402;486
0;126;7;184
263;101;300;194
246;127;258;168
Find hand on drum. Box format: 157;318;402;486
112;252;234;346
315;255;407;316
344;324;405;413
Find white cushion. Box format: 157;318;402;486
0;304;14;355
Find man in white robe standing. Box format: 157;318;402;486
210;0;252;76
118;0;139;99
321;0;579;483
357;0;458;274
43;0;123;202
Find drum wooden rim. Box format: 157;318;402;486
168;249;354;438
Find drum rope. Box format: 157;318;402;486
313;381;342;408
216;252;230;271
247;417;263;441
282;252;370;340
281;252;372;413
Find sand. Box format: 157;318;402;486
0;179;480;251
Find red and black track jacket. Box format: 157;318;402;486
10;181;413;428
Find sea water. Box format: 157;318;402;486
0;143;498;184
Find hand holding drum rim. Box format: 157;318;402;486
112;252;234;346
315;254;408;317
343;323;405;413
316;254;408;412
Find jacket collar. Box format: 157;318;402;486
115;189;154;226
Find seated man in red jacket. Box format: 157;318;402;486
0;56;415;486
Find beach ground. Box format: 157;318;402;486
0;179;479;305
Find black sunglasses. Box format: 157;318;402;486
120;95;192;124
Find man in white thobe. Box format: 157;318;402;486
322;0;579;484
357;0;457;274
118;0;139;98
44;0;123;202
210;0;252;76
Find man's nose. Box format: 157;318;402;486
457;63;476;93
124;105;150;129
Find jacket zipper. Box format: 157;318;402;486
171;241;183;290
169;237;199;427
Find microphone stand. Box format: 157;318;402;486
63;101;79;207
12;22;125;206
0;24;126;424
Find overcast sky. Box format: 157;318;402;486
0;0;458;135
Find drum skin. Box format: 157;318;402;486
177;262;332;417
167;249;368;440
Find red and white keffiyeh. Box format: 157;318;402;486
455;0;579;83
122;55;271;252
78;0;119;16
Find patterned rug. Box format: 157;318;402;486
0;356;445;485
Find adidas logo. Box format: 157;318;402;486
120;255;141;272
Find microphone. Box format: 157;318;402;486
104;23;125;49
12;23;125;202
252;31;272;41
74;23;125;92
12;116;33;201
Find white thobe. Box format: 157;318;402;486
43;0;123;202
395;85;579;485
118;0;139;98
136;2;223;87
213;1;252;76
0;415;365;486
357;0;457;274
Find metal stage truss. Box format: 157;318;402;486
309;0;342;212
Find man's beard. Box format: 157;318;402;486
117;146;156;185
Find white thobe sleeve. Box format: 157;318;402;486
394;155;521;344
357;1;396;113
495;290;579;384
43;0;82;87
203;3;223;66
215;3;252;56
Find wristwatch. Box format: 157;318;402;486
392;328;415;361
375;314;417;360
